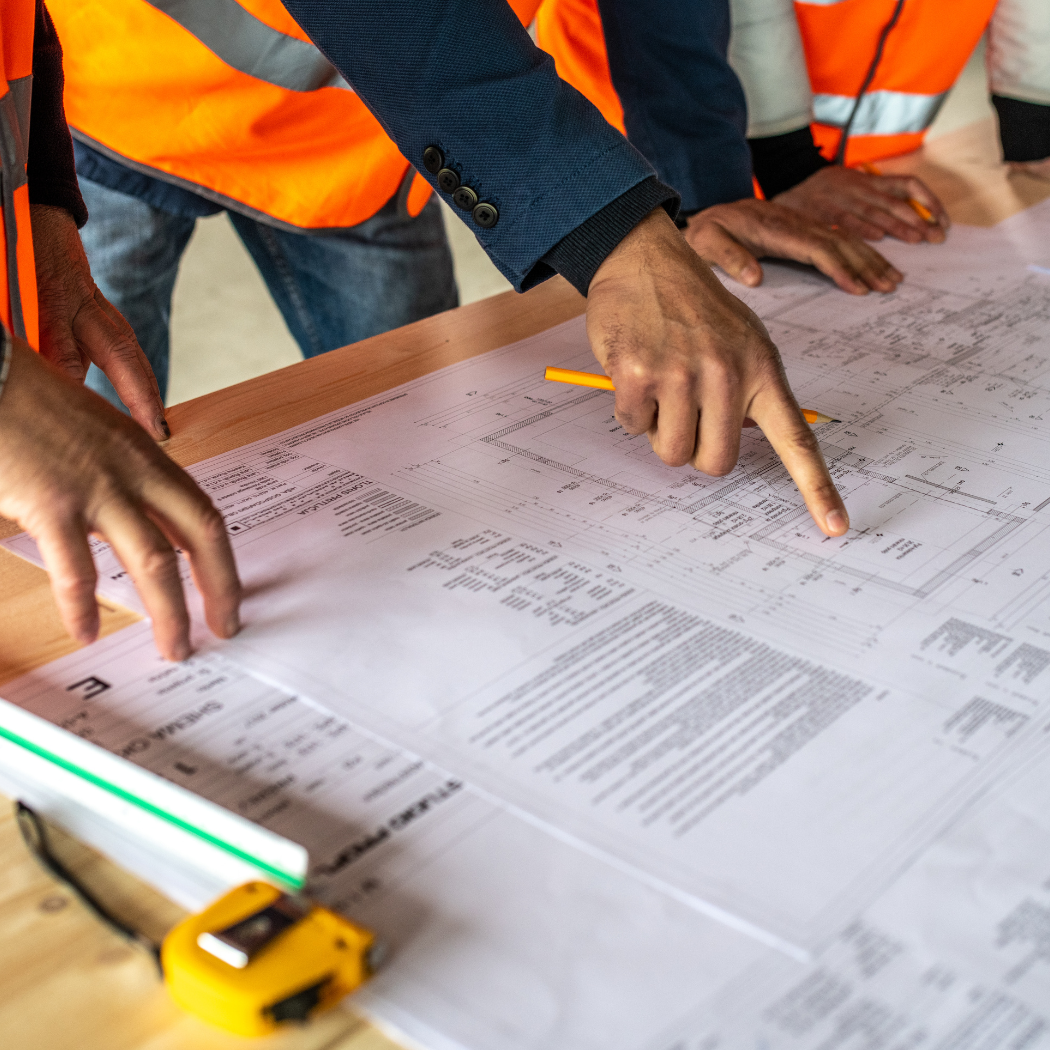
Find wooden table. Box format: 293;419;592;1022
0;117;1047;1050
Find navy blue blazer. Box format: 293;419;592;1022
282;0;656;292
597;0;753;214
283;0;752;290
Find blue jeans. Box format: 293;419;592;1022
79;179;459;408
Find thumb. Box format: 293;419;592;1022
684;220;764;287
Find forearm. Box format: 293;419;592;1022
282;0;664;292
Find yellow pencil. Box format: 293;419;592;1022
543;367;840;425
860;162;937;224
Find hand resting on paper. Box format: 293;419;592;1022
775;166;949;245
684;198;902;295
586;208;849;538
0;339;242;660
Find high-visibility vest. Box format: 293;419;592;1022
528;0;999;171
0;0;38;347
49;0;433;232
795;0;998;165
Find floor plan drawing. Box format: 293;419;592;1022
8;204;1050;951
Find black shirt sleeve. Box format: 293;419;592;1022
536;177;680;296
992;96;1050;163
27;0;88;228
748;126;830;200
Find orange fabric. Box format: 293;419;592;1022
13;184;38;348
535;0;624;132
506;0;543;25
234;0;314;42
50;0;426;230
812;127;924;166
536;0;996;174
0;0;39;348
406;172;434;218
795;0;997;164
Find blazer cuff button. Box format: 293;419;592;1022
437;167;461;193
422;146;444;175
472;202;499;228
453;186;479;211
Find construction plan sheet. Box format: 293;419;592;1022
0;623;766;1050
9;201;1050;959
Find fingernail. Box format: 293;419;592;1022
158;416;171;440
826;509;849;534
740;264;761;285
172;641;192;662
224;612;241;638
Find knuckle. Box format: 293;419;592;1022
663;363;696;392
786;424;824;458
194;502;229;544
54;573;97;604
137;543;179;580
693;448;737;478
654;438;694;469
614;409;649;436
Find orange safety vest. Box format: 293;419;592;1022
48;0;433;232
796;0;998;166
528;0;998;170
0;0;38;347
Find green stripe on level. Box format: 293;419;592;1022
0;723;304;889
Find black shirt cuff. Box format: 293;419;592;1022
28;0;88;228
992;96;1050;163
748;126;831;200
537;177;680;297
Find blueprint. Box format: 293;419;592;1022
645;738;1050;1050
7;201;1050;953
0;624;765;1050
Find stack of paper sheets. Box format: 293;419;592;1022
4;200;1050;1049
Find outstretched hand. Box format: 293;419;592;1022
586;208;849;538
685;198;902;295
31;203;169;441
775;166;949;244
0;338;242;660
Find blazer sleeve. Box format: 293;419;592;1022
281;0;666;292
595;0;755;213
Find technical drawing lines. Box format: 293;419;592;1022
904;475;997;504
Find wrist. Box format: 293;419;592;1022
590;208;681;285
540;179;680;297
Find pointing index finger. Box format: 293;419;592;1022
748;382;849;537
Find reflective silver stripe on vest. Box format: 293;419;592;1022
0;74;32;341
813;89;948;135
145;0;352;93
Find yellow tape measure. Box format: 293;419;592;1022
162;881;380;1037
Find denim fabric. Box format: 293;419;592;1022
80;178;458;409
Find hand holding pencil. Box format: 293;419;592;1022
774;164;949;245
